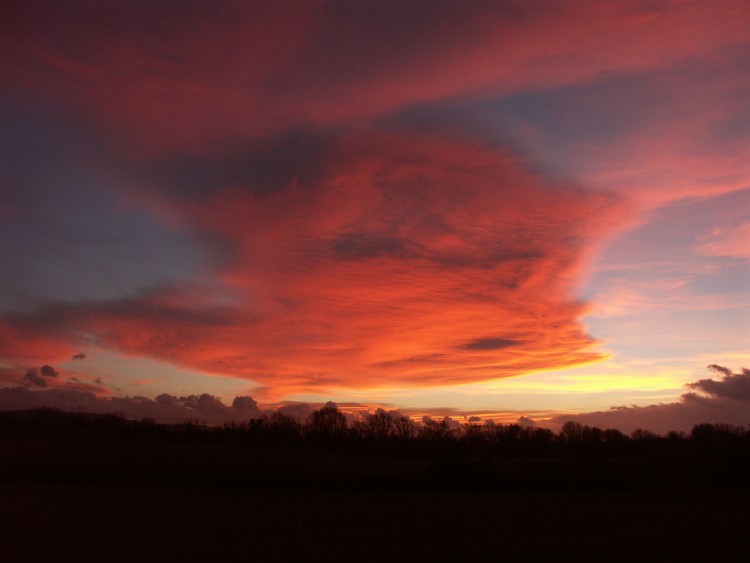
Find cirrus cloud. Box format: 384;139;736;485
3;1;748;155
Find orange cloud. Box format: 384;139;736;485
0;133;625;396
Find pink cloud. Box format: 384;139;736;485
698;222;750;260
572;59;750;207
3;2;748;155
590;279;746;318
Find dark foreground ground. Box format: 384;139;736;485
4;482;750;562
3;411;750;561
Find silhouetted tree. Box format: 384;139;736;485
419;417;454;442
304;404;347;441
350;419;367;440
393;415;416;440
264;412;302;443
499;423;523;446
602;428;627;445
631;428;657;441
560;421;584;445
364;409;393;441
691;423;745;446
460;422;489;447
524;426;555;451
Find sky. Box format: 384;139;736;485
1;1;749;432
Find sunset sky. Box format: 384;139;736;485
1;1;748;432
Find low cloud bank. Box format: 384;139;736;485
2;364;749;433
0;386;265;426
551;365;750;435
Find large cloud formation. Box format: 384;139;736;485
1;1;748;398
0;133;622;394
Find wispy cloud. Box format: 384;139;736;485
3;2;747;155
698;222;750;260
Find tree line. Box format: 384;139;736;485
3;405;748;458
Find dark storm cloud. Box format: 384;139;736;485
0;386;264;425
0;283;233;345
23;369;47;388
704;363;732;378
464;338;519;351
374;354;448;368
137;130;337;200
332;233;411;260
0;363;102;393
40;364;58;378
517;416;538;427
232;396;260;416
687;365;750;402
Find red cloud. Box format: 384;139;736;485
0;320;77;364
3;1;748;155
9;2;740;399
0;133;625;395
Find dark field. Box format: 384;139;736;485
3;410;750;561
5;483;750;561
